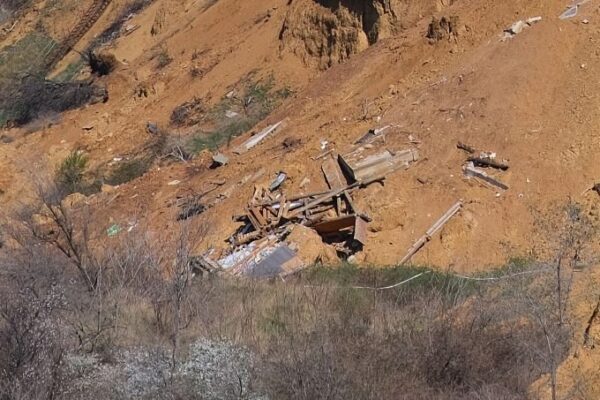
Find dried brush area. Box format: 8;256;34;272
0;33;107;128
0;75;107;128
0;192;576;400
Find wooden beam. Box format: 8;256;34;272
399;201;463;265
467;157;509;171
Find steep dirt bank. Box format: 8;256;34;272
279;0;440;69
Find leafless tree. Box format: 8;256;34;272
9;181;103;293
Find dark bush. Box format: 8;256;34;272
170;97;205;126
0;75;107;127
88;51;117;76
105;157;153;186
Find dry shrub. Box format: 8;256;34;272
0;198;582;399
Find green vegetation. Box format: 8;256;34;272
105;157;153;186
189;120;253;152
1;194;589;399
189;74;293;153
0;32;56;78
0;0;32;23
54;59;85;82
55;151;89;195
0;33;105;129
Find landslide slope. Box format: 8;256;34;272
2;0;600;397
1;0;599;268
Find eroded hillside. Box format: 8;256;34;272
1;0;600;398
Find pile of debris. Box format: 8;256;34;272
231;174;378;249
199;126;421;279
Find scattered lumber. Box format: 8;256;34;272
231;175;384;248
354;125;391;145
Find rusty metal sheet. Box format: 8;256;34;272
353;216;368;245
313;215;356;235
246;245;305;278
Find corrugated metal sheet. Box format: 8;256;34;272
246;245;304;278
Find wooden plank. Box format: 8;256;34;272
464;165;509;190
232;121;284;154
457;141;477;154
245;207;265;232
321;155;346;190
467;157;509;171
250;206;269;227
343;191;357;214
399;201;463;265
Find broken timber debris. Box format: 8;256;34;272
312;148;334;160
467;156;509;171
464;162;509;190
313;214;368;246
322;154;346;190
400;201;463;265
232;120;284;154
209;124;421;279
457;141;477;154
339;147;419;182
457;141;509;170
231;176;383;250
457;142;509;189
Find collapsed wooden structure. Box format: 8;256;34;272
219;127;423;277
232;176;381;248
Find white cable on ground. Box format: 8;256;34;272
448;268;549;282
304;267;550;291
